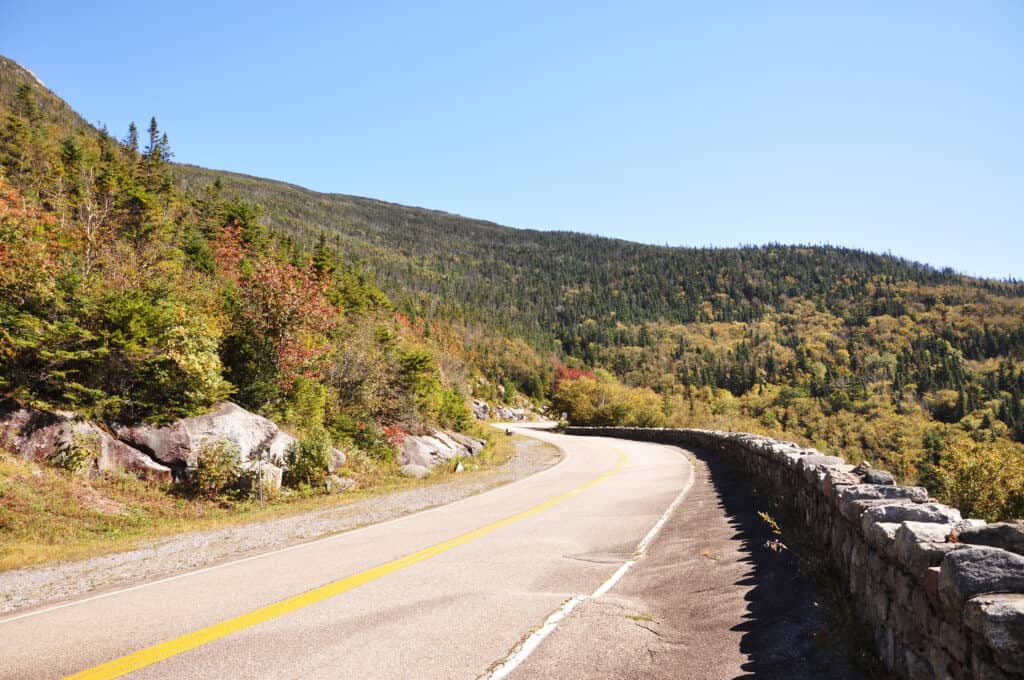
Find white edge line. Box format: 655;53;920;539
591;559;636;599
0;427;571;626
489;595;586;680
487;441;696;679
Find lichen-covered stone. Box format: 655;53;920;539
963;594;1024;675
939;548;1024;611
866;521;901;553
862;503;962;533
893;521;957;566
864;468;896;485
838;484;928;522
957;521;1024;557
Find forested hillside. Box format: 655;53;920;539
2;54;1022;518
0;56;475;469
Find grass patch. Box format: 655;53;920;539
625;613;655;622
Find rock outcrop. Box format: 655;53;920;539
398;430;485;477
0;400;351;491
114;403;294;475
0;400;173;482
113;402;347;487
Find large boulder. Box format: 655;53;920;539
399;430;486;469
114;402;285;474
0;400;172;482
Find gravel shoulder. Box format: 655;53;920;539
0;436;561;616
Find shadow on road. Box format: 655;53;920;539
686;446;868;680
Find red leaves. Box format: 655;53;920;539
238;249;340;391
554;365;595;388
211;220;341;390
211;222;245;283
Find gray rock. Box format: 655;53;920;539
400;436;452;468
494;406;526;421
939;547;1024;611
265;431;297;467
471;399;490;420
862;503;962;534
957;521;1024;557
399;464;429;479
329;447;347;472
893;522;967;574
951;519;988;540
239;460;283;493
115;402;279;470
399;430;484;469
820;467;860;499
842;498;911;524
796;453;846;472
454;461;465;473
448;432;485;456
838;484;929;522
863;469;896;485
865;521;901;552
963;594;1024;674
894;522;955;560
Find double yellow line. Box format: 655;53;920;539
68;451;629;679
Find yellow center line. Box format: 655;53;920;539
66;450;630;680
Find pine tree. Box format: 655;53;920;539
124;121;138;154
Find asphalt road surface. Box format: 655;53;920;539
0;426;696;679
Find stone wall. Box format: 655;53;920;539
566;426;1024;679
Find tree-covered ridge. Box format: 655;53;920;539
174;164;1022;354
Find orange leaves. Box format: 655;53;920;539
382;424;406;446
211;221;246;283
0;177;60;307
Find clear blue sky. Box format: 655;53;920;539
3;1;1021;279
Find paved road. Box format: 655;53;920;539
0;426;692;679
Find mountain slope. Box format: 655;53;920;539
174;163;1021;350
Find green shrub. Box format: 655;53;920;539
191;439;242;498
437;388;472;430
328;414;396;463
47;431;98;473
284;428;332;487
935;439;1024;521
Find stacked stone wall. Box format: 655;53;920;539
566;426;1024;679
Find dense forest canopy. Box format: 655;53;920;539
1;54;1022;518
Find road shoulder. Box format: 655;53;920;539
508;444;865;680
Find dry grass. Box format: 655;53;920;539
0;430;538;572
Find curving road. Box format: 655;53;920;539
0;426;693;679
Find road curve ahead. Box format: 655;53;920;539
0;426;692;679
